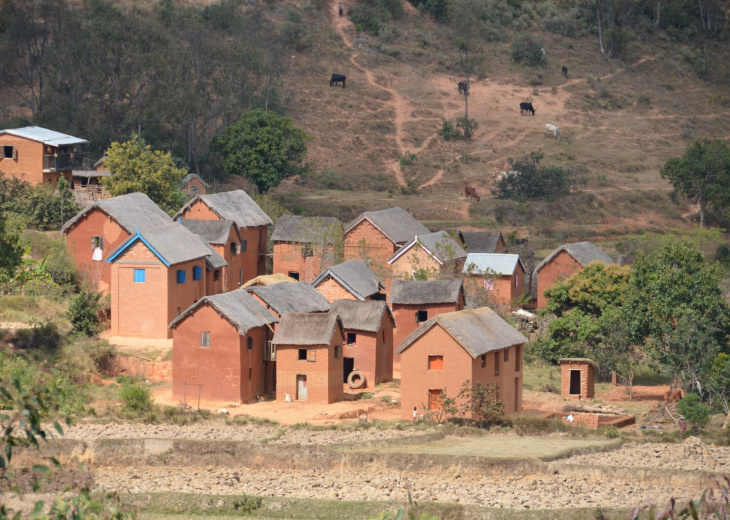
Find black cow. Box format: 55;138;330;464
562;65;568;77
458;81;469;95
520;102;535;116
330;73;346;88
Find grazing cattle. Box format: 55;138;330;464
330;74;346;88
458;81;469;95
464;186;480;202
562;66;568;77
545;123;560;141
519;102;535;116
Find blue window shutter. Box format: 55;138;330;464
134;269;146;283
193;266;202;281
177;269;186;284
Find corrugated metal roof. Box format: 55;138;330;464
174;190;272;228
311;260;384;300
272;312;343;346
463;254;524;276
246;282;330;316
389;231;467;265
272;215;342;243
61;192;173;234
389;279;463;305
345;207;430;245
169;290;277;334
0;126;88;146
395;307;526;357
329;299;395;332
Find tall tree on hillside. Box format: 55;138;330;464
660;139;730;228
212;109;310;194
0;210;24;282
102;133;187;215
0;0;68;116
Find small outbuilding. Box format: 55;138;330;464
273;312;345;403
559;358;598;399
329;299;395;388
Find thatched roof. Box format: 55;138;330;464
388;231;467;265
559;358;599;370
329;299;395;332
72;170;111;178
272;312;343;346
178;218;240;245
311;260;384;300
174;190;272;228
204;243;227;269
395;307;526;358
389;279;463;305
61;192;172;234
461;231;504;253
247;282;330;316
463;254;525;276
107;223;211;266
169;290;277;334
181;173;209;188
241;273;298;289
272;215;341;243
345;207;430;245
535;242;613;274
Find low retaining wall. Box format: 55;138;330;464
543;411;635;429
98;354;171;382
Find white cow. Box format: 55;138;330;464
545;123;560;141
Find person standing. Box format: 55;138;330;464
338;2;343;16
412;406;418;421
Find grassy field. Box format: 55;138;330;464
340;434;620;460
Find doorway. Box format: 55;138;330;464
296;375;307;400
569;370;581;395
343;357;354;383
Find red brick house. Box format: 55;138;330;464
246;282;330;322
273;312;345;403
271;215;342;283
181;173;209;196
461;231;507;254
106;223;213;339
532;242;613;308
387;231;467;280
174;190;272;285
169;290;278;404
178;218;245;294
62;193;174;294
0;126;87;187
396;307;526;420
312;259;386;302
463;253;526;308
559;358;598;400
344;207;430;264
389;279;465;366
329;299;395;388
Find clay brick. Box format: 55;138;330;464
536;250;582;308
344;220;397;264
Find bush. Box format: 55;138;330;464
68;290;103;336
0;175;80;231
437;118;460;141
493;151;583;201
510;35;546;67
677;393;710;434
120;383;153;412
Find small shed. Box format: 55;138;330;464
559;358;598;399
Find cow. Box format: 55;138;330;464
464;186;480;202
458;81;469;95
519;102;535;116
545;123;560;141
562;66;568;77
330;74;346;88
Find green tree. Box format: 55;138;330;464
623;241;730;393
102;133;188;215
67;290;103;337
677;393;710;434
660;139;730;228
708;353;730;429
213;109;310;193
493;151;583;201
0;211;24;283
457;380;505;429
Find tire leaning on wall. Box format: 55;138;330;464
347;370;366;389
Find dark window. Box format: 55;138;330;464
201;331;211;347
288;271;300;281
239;269;243;285
241;240;247;252
298;349;307;361
177;270;186;284
515;345;522;372
190;185;198;194
416;310;428;323
247;336;254;350
133;269;146;283
193;266;202;281
481;354;487;368
230;242;238;254
371;293;386;301
91;235;104;250
213;270;221;281
334;345;342;359
495;353;500;376
2;146;14;158
346;333;357;345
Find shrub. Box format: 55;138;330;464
493;151;583;201
120;383;153;412
458;380;505;428
399;152;416;166
67;290;103;336
677;393;710;434
510;35;545;67
437;118;460;141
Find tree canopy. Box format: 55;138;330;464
493;151;583;201
102;133;188;215
660;139;730;227
213;109;310;193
